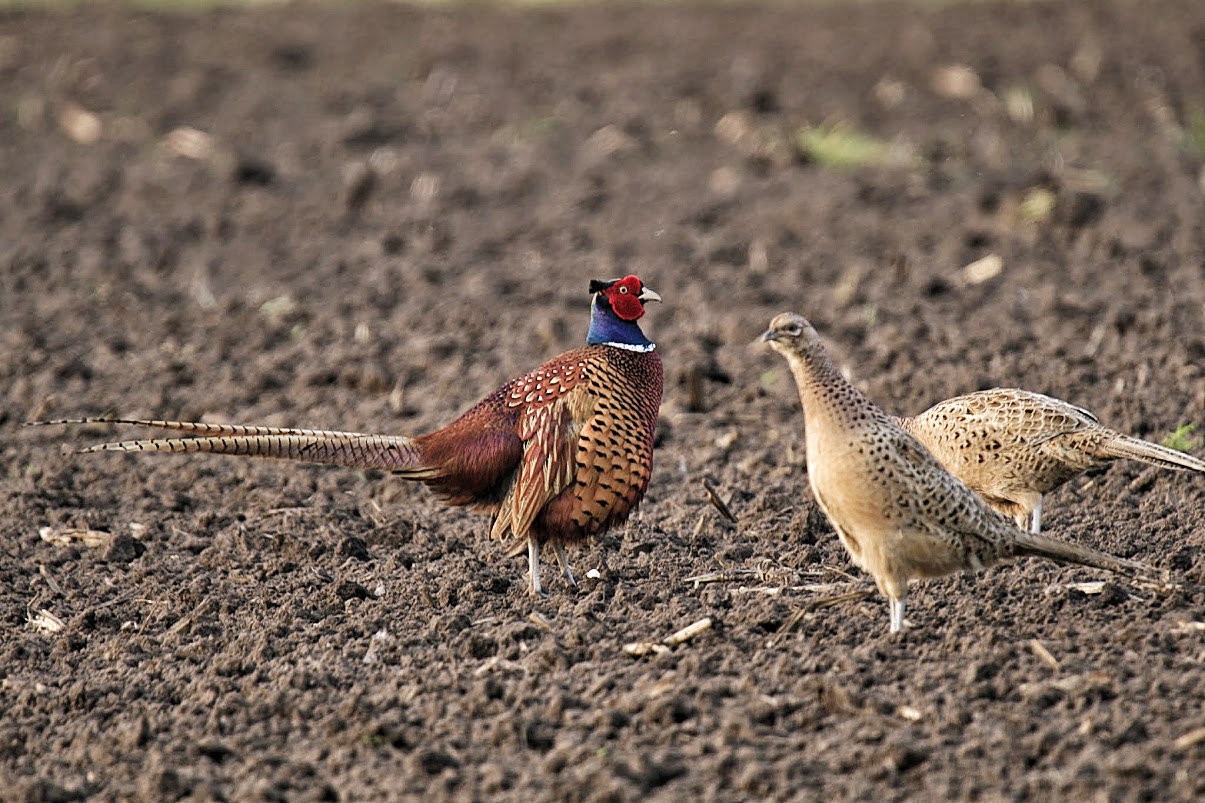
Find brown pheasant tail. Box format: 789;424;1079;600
26;417;431;475
1008;530;1154;577
1098;433;1205;473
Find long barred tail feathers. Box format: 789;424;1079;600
1011;530;1153;577
24;417;435;475
1101;433;1205;474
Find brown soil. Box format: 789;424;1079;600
2;1;1204;800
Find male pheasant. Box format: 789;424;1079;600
897;388;1205;533
761;313;1150;633
30;276;664;596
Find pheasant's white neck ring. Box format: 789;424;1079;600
604;341;657;353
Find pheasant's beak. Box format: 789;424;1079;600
760;328;780;343
638;287;662;304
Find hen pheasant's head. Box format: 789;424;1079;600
586;275;661;350
589;275;661;321
760;312;824;357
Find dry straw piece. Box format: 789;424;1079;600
38;526;109;548
28;608;65;633
1029;639;1062;673
624;617;714;657
702;479;737;523
663;617;713;647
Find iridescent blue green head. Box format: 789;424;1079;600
586;275;661;351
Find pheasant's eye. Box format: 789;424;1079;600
618;286;629;294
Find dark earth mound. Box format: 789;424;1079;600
2;1;1203;800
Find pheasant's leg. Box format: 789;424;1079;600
889;595;906;634
527;537;544;596
552;542;577;588
1028;498;1043;534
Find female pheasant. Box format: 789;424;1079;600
31;276;664;595
897;389;1205;533
762;313;1150;633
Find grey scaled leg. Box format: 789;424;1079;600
1027;497;1043;534
527;536;544;596
889;595;906;634
552;542;577;588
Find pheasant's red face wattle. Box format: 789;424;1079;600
604;275;648;321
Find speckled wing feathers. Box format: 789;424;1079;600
898;388;1205;530
493;357;592;543
821;408;1017;581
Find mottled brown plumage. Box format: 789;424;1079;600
762;313;1149;633
29;276;664;595
898;389;1205;533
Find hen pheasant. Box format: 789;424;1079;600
761;313;1149;633
30;276;664;596
897;388;1205;533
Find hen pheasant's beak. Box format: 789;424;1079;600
638;287;662;304
760;328;780;343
